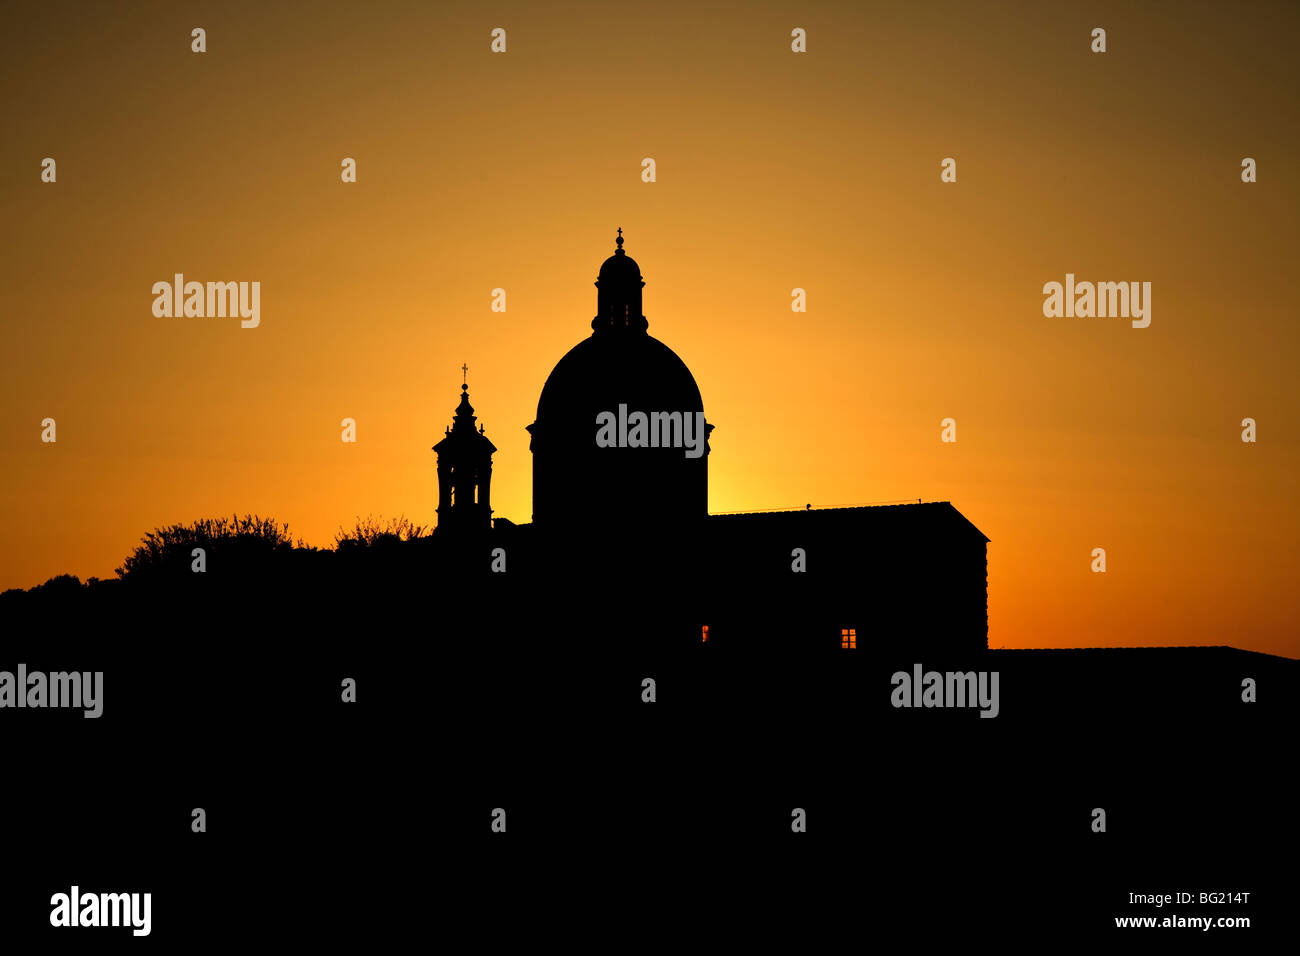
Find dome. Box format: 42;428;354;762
535;333;703;426
598;248;642;280
527;231;712;529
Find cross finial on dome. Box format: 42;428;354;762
615;227;624;255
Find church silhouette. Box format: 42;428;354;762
420;231;1294;748
433;231;991;655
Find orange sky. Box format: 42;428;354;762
2;1;1297;656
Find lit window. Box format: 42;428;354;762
702;625;709;643
841;628;856;649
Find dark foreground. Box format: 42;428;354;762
1;569;1295;946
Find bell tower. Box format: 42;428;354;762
433;373;496;535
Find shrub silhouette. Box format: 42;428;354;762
115;514;303;581
333;515;428;551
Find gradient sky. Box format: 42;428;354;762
2;1;1297;657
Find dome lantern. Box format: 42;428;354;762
593;228;648;333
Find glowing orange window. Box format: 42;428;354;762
841;628;856;649
702;625;709;643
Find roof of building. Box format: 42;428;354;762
707;501;990;542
